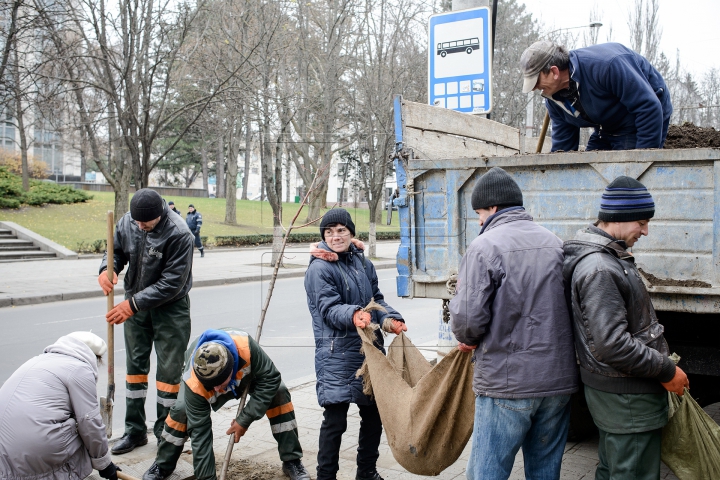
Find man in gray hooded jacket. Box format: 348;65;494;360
450;167;578;480
563;176;689;480
0;332;119;480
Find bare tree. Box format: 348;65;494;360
348;0;427;256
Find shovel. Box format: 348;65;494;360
100;211;115;438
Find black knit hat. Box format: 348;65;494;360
130;189;164;222
471;167;523;210
320;208;356;238
598;176;655;222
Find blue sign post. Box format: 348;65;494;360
428;7;492;114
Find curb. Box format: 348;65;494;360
0;263;397;308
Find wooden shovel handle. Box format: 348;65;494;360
106;211;115;400
117;471;141;480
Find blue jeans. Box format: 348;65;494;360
466;395;571;480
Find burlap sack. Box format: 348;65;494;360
661;389;720;479
356;326;475;476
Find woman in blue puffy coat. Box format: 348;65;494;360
304;208;406;480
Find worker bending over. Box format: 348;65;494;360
142;328;310;480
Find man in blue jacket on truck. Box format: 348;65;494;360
520;41;672;152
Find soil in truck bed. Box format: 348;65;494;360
664;123;720;149
638;268;712;288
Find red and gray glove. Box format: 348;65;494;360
457;343;477;353
98;270;118;295
106;300;134;325
353;310;372;329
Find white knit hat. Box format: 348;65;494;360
67;331;108;357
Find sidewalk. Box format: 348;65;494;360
0;241;400;308
95;376;709;480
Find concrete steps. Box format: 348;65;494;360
0;228;58;261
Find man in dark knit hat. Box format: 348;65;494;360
563;176;689;479
449;167;578;479
98;188;195;454
142;328;310;480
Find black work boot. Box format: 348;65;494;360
356;472;384;480
282;459;311;480
142;462;173;480
111;433;148;454
200;247;204;258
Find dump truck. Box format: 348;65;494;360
390;95;720;411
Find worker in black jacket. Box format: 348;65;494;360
563;176;689;478
186;204;204;257
98;188;195;454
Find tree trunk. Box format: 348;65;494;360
114;182;130;223
242;121;251;200
306;181;327;223
216;135;225;198
12;45;28;191
201;144;209;195
368;220;376;258
225;131;238;224
285;152;291;203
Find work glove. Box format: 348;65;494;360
98;271;118;295
661;366;690;396
353;310;372;329
99;462;121;480
389;319;408;335
457;343;477;353
106;299;134;325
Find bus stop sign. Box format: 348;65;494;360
428;7;492;114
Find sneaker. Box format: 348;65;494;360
356;472;384;480
282;459;310;480
142;462;173;480
111;433;148;455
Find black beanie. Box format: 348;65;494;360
598;176;655;222
130;189;164;222
320;208;356;238
471;167;523;210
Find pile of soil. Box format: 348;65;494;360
220;459;285;480
638;268;712;288
664;123;720;149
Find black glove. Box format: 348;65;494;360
99;462;121;480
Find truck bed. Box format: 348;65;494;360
392;96;720;313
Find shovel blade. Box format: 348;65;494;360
100;396;113;439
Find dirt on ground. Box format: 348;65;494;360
220;459;285;480
664;123;720;149
638;268;712;288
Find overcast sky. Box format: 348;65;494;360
521;0;720;78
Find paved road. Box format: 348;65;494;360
1;269;441;434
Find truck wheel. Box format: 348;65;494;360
567;389;597;442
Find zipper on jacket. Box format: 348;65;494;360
330;339;334;352
137;231;147;290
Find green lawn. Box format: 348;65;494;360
0;191;399;251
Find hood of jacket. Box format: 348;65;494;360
44;335;99;380
309;238;365;263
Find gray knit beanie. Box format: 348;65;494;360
130;189;164;222
598;176;655;222
471;167;523;210
193;342;233;390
